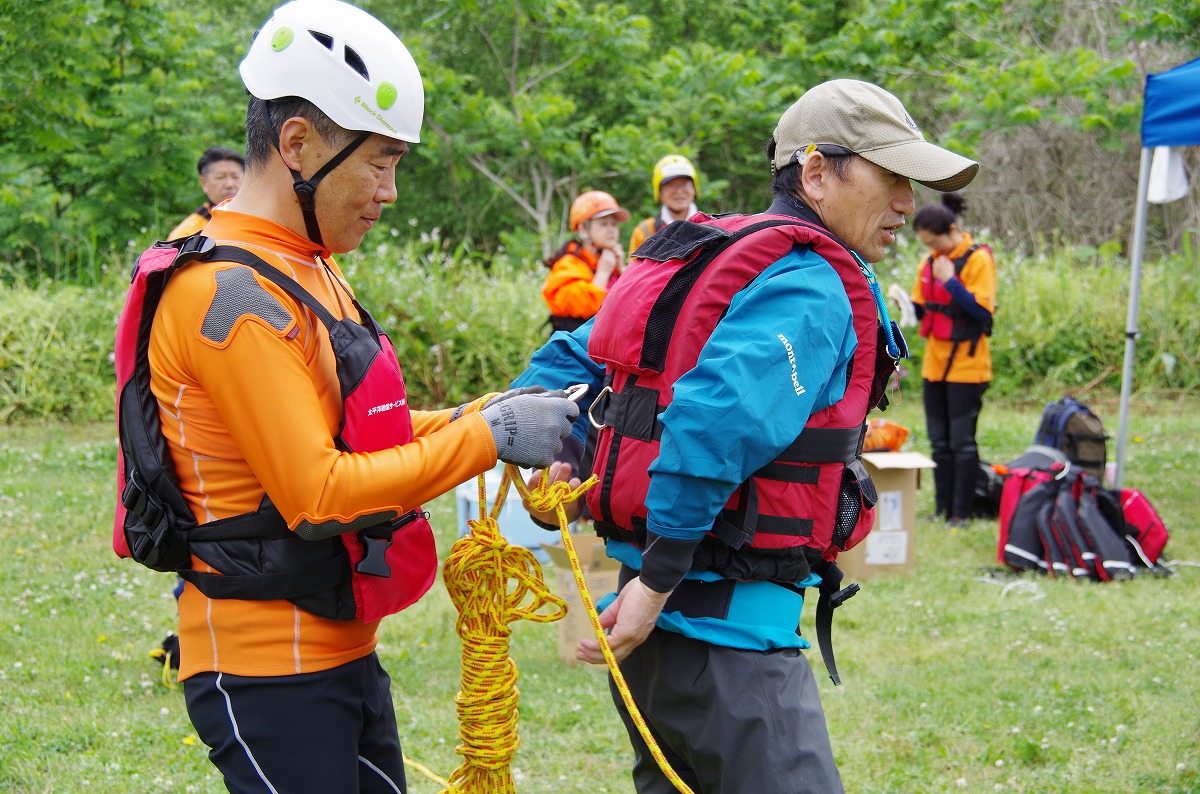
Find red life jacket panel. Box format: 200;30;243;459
584;214;892;578
918;244;993;342
113;236;436;623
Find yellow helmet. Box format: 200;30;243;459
652;154;698;203
569;190;630;232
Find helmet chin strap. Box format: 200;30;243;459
275;129;372;247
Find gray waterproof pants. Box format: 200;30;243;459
610;630;844;794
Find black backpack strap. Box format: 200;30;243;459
951;244;978;273
780;560;859;686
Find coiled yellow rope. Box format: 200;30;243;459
435;465;571;793
406;449;694;793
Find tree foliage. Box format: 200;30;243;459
1;0;1196;282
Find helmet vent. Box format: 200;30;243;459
308;30;334;50
343;47;369;81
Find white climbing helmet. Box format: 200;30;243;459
239;0;424;143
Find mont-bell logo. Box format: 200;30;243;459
903;112;921;134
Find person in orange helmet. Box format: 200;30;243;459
541;190;630;332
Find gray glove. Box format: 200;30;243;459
450;385;547;421
480;390;579;469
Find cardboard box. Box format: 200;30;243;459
542;534;621;666
837;451;936;581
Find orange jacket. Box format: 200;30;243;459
151;207;496;680
628;216;666;258
541;241;616;320
910;232;996;383
166;202;214;240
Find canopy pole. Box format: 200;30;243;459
1114;147;1154;489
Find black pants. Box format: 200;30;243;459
184;653;406;794
610;630;843;794
923;379;989;519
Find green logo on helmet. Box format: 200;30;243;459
376;82;398;111
353;96;397;134
271;27;294;51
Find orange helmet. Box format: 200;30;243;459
569;190;630;232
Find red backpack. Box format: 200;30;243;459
998;465;1170;579
1116;488;1170;566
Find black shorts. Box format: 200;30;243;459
184;652;406;793
611;630;843;794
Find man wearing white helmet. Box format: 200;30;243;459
122;1;578;791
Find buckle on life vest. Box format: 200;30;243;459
588;385;613;430
175;233;215;259
827;581;860;609
356;510;426;578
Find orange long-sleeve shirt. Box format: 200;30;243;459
541;242;615;320
150;207;496;680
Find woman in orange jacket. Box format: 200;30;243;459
542;190;629;332
909;192;997;527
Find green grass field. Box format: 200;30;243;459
1;394;1197;793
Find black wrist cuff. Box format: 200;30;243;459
638;532;702;593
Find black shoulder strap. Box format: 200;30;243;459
951;244;979;274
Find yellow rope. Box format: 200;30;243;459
510;468;695;794
404;398;693;794
434;464;570;793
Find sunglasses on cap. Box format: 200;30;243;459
788;143;855;166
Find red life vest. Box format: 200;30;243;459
113;235;436;624
584;214;893;580
917;244;992;342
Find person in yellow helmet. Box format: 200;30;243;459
627;154;700;258
542;189;630;332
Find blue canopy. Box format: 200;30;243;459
1142;56;1200;148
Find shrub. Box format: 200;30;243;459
0;267;125;422
1;237;1195;423
344;230;550;408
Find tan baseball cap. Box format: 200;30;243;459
773;79;978;192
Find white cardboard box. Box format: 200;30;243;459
542;534;621;667
837;451;936;581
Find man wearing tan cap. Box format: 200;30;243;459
516;78;977;793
